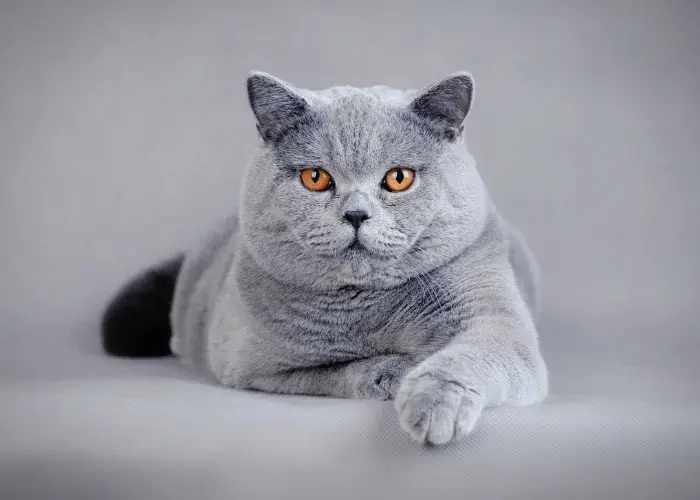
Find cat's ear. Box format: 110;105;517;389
246;71;309;142
409;72;474;141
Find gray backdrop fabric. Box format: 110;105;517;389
1;1;699;499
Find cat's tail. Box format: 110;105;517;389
101;255;184;357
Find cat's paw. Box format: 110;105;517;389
352;355;412;401
394;365;487;446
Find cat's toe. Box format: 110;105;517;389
395;372;486;446
377;369;405;399
453;390;486;440
365;371;400;400
354;356;411;400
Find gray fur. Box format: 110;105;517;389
170;71;549;446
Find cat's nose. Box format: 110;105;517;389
344;210;369;230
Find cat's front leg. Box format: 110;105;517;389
240;354;415;400
207;315;415;399
394;281;548;446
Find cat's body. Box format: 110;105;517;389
102;72;549;445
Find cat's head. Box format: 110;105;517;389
239;72;490;290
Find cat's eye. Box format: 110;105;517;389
300;168;333;192
383;168;415;192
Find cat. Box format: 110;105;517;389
101;71;549;446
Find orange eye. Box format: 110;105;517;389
300;168;333;192
383;168;415;192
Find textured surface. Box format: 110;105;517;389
1;1;699;499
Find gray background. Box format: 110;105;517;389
1;1;699;499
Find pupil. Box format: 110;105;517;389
395;169;404;183
311;170;319;183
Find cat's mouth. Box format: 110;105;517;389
347;238;364;251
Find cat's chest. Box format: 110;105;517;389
273;286;400;340
260;281;453;356
236;257;466;366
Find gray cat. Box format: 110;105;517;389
101;71;549;446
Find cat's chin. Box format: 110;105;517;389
343;243;397;260
315;242;383;259
333;265;408;289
